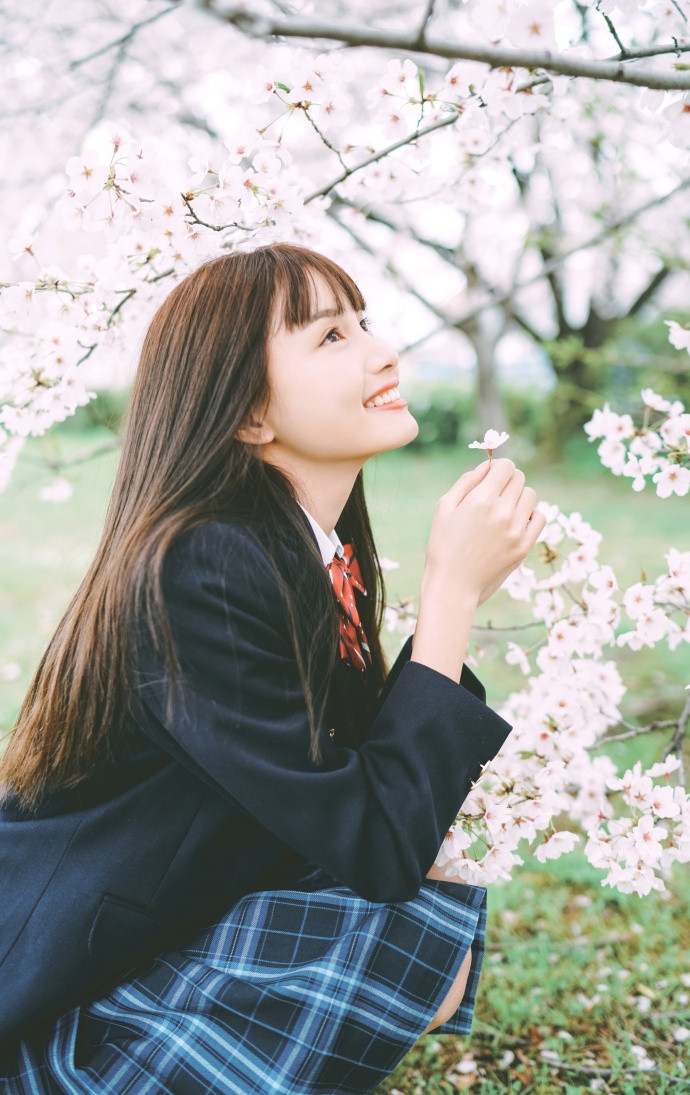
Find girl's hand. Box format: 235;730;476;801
423;458;545;607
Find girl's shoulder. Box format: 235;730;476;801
164;519;280;598
168;519;273;568
161;518;309;628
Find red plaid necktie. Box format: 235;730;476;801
326;543;372;673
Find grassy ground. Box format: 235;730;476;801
1;429;689;1093
374;859;690;1093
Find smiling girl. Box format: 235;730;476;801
0;244;545;1094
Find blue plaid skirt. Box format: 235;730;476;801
3;874;487;1095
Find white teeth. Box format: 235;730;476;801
365;386;400;408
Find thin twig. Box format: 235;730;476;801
605;718;678;743
662;691;690;785
471;620;545;633
19;441;121;474
89;40;127;130
69;6;178;69
415;0;437;45
180;193;253;233
304;111;459;203
107;288;136;328
303;109;348;170
602;14;627;55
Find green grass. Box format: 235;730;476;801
0;429;119;730
374;854;690;1094
2;428;689;1093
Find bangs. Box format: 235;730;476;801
270;247;366;330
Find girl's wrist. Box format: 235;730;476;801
411;573;478;683
419;566;480;615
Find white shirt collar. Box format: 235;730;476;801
298;503;345;566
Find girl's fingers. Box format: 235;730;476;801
442;459;492;507
443;457;516;509
479;457;517;495
498;468;526;506
525;507;547;548
515;486;537;526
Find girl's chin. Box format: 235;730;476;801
371;415;419;455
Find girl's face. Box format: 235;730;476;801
257;275;419;474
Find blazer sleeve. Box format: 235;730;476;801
381;635;486;706
136;522;512;903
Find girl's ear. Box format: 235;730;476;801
235;414;275;447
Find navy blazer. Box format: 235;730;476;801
0;519;512;1054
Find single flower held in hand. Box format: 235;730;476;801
468;429;510;461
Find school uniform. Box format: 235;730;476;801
0;508;512;1094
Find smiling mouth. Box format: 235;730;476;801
364;386;404;408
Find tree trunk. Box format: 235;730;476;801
460;310;509;436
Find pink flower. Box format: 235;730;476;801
468;429;509;455
39;477;73;503
641;387;672;412
665;320;690;352
653;465;690;498
534;830;580;862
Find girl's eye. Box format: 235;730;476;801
321;317;371;345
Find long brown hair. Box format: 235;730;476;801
0;244;389;812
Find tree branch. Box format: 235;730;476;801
603;719;678;743
601;13;627;55
628;264;672;317
328;204;454;325
208;7;690;91
330;193;456;260
503;305;545;344
663;691;690;781
303;109;348;170
303;111;459;203
397;175;690;355
415;0;437;45
471;620;545;633
69;5;179;69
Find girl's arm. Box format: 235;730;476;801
136;521;512;905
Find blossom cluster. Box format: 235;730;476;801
430;503;689;895
585;386;690;499
0;126;311;481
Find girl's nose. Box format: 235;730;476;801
369;336;399;371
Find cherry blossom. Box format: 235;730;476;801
468;429;510;456
586;386;690;498
665;320;690;351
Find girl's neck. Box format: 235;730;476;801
263;453;364;536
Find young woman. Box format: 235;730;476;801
0;243;545;1094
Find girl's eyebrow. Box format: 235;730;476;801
302;305;367;329
302;307;343;328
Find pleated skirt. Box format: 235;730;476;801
3;874;487;1095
